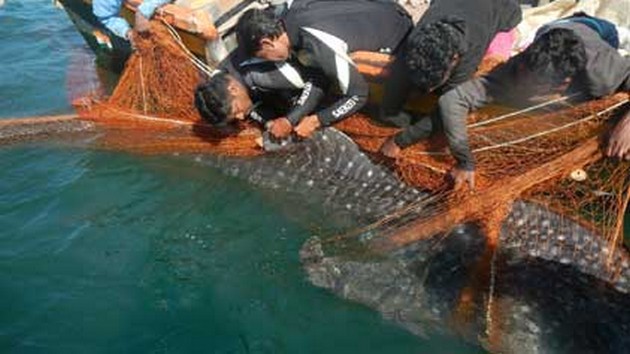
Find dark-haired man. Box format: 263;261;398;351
195;52;327;140
382;15;630;189
378;0;522;170
235;0;413;138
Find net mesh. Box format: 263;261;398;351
75;21;629;266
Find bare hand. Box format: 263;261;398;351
267;117;293;139
134;11;151;34
605;111;630;160
450;167;475;191
379;137;402;158
294;115;321;138
127;30;137;49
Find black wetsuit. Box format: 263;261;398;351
221;51;327;125
283;0;413;125
410;20;630;171
381;0;522;146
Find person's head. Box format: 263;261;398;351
236;9;290;61
404;21;462;93
521;28;587;86
194;72;253;126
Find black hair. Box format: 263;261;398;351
194;72;233;125
236;9;285;56
522;28;587;83
404;21;462;92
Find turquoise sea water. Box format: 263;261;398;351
0;1;483;352
0;1;628;353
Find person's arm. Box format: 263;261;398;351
435;79;493;172
136;0;171;19
285;68;327;126
605;65;630;160
379;55;416;127
93;0;132;39
606;110;630;160
134;0;171;33
241;62;326;138
386;77;493;168
300;32;369;127
583;43;630;159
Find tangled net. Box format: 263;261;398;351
75;20;629;266
76;21;262;157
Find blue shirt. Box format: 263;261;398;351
93;0;171;39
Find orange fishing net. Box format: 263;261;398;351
75;21;629;262
76;22;262;157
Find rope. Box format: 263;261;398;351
468;94;578;129
407;98;629;156
161;19;216;78
139;56;148;115
473;99;629;153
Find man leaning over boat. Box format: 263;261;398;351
377;0;522;188
194;50;328;144
234;0;413;139
381;14;630;190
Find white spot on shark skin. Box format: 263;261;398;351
541;219;550;228
367;170;373;178
384;185;392;192
557;234;566;241
516;218;525;227
194;155;202;162
285;159;292;165
526;321;540;334
345;204;353;210
362;182;368;188
560;257;571;264
306;180;314;187
325;157;331;164
347;161;354;169
322;134;328;141
454;225;467;235
340;145;346;152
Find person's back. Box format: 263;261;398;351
235;0;413;138
284;0;411;54
410;0;522;92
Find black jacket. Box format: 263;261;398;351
221;51;327;125
382;0;522;142
283;0;413;125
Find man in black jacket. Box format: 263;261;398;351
195;51;327;140
383;15;630;190
378;0;522;186
235;0;413;138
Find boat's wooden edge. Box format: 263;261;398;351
123;1;218;40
